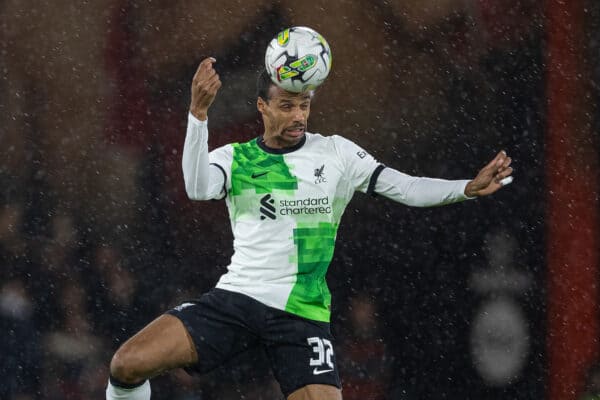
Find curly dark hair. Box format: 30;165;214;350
256;69;275;101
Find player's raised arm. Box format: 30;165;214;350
372;150;513;207
182;57;225;201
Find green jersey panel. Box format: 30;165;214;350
230;139;298;195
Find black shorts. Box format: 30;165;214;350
166;288;341;397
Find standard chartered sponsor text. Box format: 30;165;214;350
279;196;331;215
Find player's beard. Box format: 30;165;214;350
283;123;305;139
263;121;306;148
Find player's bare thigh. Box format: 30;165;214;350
110;314;198;384
288;384;342;400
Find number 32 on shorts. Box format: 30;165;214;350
307;337;334;375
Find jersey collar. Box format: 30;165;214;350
257;134;306;154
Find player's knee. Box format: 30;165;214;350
287;384;342;400
110;343;147;384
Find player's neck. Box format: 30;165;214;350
259;133;306;154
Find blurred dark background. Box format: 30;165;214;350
1;0;598;399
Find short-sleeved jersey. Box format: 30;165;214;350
209;132;381;322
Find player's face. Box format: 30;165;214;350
258;85;312;148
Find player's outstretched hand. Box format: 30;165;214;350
464;150;513;197
190;57;221;121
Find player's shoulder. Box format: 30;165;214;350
209;141;239;163
211;142;235;154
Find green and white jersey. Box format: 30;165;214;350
183;114;472;322
209;132;380;322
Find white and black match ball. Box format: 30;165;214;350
265;26;332;93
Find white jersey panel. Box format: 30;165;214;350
330;135;380;194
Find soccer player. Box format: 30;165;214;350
106;57;513;400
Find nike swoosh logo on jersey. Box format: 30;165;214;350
312;368;334;375
251;171;269;178
174;302;194;312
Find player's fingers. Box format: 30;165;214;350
206;72;220;85
193;57;217;80
497;156;512;173
206;78;222;94
494;167;513;182
483;150;506;171
195;66;217;84
199;57;217;71
494;150;508;168
201;74;220;91
193;61;207;80
193;74;218;97
198;73;221;90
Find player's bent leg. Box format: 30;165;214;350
287;384;342;400
110;314;198;385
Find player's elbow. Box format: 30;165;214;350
182;175;204;200
185;185;210;201
183;170;213;200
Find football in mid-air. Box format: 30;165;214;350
265;26;332;93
